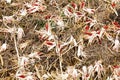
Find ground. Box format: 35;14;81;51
0;0;120;80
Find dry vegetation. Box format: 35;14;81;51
0;0;120;80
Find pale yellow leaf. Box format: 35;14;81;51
0;55;3;66
35;65;43;80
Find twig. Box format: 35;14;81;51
59;54;63;80
13;32;20;61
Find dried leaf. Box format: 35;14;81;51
19;9;27;16
18;56;29;67
5;0;11;3
17;27;25;41
19;40;32;50
35;65;42;80
3;15;15;24
77;44;86;58
83;8;95;14
0;43;7;53
113;39;120;52
0;55;3;66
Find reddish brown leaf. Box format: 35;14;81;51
103;25;108;30
113;21;120;28
91;10;95;13
97;36;102;44
37;52;42;55
44;15;51;19
80;1;85;8
85;25;90;31
85;19;92;23
97;31;100;34
113;21;119;26
32;3;39;6
67;7;73;13
113;65;120;69
45;23;49;31
86;74;89;77
84;32;92;36
71;2;77;9
75;11;82;16
27;7;36;13
111;2;116;8
18;75;26;78
46;41;53;45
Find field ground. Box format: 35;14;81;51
0;0;120;80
